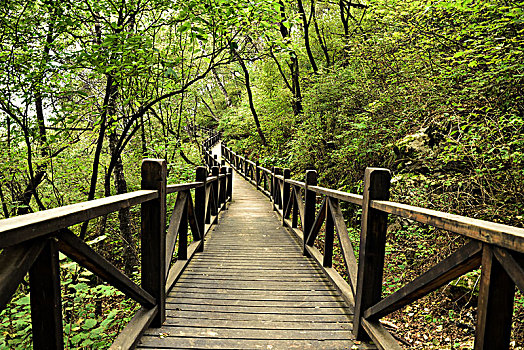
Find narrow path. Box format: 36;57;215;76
137;144;373;349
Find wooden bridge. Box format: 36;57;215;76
1;133;523;349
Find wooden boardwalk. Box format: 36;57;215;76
137;168;375;349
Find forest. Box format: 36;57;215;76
0;0;522;348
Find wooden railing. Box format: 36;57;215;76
0;133;230;350
222;142;524;350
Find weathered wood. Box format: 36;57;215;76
364;240;482;320
194;167;207;252
185;192;201;241
137;337;372;349
0;240;44;312
328;198;358;293
177;193;189;261
57;229;155;307
219;167;227;209
110;306;158;350
306;197;326;246
493;247;524;292
361;318;402;350
303;170;317;255
323;201;334;268
226;167;233;201
211;166;219;216
161;317;351;330
286;178;305;188
354;168;391;340
309;185;363;205
371;200;524;254
141;159;167;327
29;238;64;350
165;191;187;269
282;168;290;225
0;190;157;248
474;244;515;350
166;181;204;194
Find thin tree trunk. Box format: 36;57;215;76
234;51;268;147
297;0;318;72
212;68;232;107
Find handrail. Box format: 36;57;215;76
221;141;524;350
0;131;232;350
0;190;158;248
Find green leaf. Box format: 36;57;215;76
82;318;97;330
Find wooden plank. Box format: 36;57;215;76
141;159;167;327
0;190;157;248
169;287;341;297
171;283;337;292
57;229;155;307
165;191;187;269
161;317;352;330
166;298;344;308
0;239;44;311
309;185;363;205
29;239;64;350
177;275;329;282
137;337;370;349
493;247;524;292
329;198;358;293
370;200;524;254
164;309;351;322
142;326;353;340
167;293;344;302
474;245;515;349
361;318;402;350
353;168;391;340
364;240;482;319
166;182;204;194
165;303;350;314
286;178;305;188
110;306;158;350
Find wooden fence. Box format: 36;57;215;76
0;134;229;349
222;142;524;350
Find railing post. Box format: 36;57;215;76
214;154;218;168
195;166;207;252
178;192;188;260
353;167;391;339
219;166;227;209
323;201;334;267
227;167;233;201
29;238;64;350
255;161;260;191
282;169;290;225
303;170;317;255
474;245;515;349
211;166;219;216
270;167;275;207
141;158;167;327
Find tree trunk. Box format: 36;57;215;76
297;0;318;72
234;51;268;147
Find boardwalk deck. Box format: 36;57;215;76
137;156;375;349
